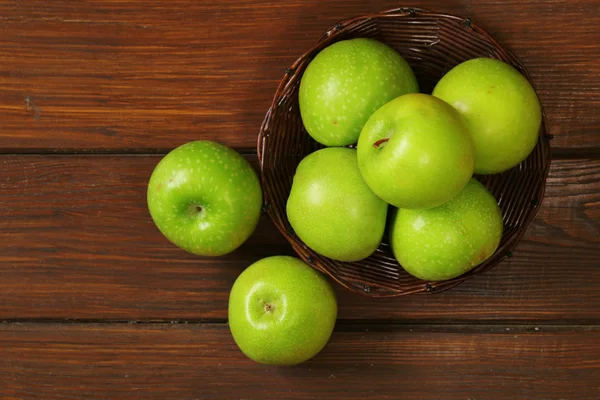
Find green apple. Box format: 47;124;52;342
357;93;475;209
433;57;542;174
228;255;337;365
147;140;262;256
286;147;387;261
299;38;419;146
390;178;503;281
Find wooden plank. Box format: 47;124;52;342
1;323;599;399
0;156;598;322
0;0;598;151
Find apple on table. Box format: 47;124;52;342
147;140;263;256
228;256;338;365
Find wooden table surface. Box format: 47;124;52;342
1;1;599;399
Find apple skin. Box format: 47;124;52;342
147;140;262;256
286;147;388;262
432;58;542;174
390;178;503;281
228;256;337;365
357;93;475;210
299;38;419;146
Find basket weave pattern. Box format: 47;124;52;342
257;8;551;297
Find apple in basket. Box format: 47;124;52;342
433;58;542;174
286;147;388;262
299;38;419;146
390;178;504;281
357;93;475;210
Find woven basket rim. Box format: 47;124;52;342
256;7;552;297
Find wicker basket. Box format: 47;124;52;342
257;7;552;297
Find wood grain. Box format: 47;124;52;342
1;323;599;399
0;156;598;322
1;2;597;398
0;0;598;152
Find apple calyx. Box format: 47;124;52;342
264;302;273;313
187;203;205;217
372;138;389;148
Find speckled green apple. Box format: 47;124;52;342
286;148;387;262
147;140;262;256
228;256;337;365
299;38;419;146
433;58;542;174
357;93;475;209
391;178;503;281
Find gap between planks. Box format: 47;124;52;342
0;147;597;159
2;320;600;332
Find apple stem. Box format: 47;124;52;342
372;138;389;148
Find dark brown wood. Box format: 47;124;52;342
0;156;598;321
0;0;598;152
0;1;598;398
1;323;599;399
